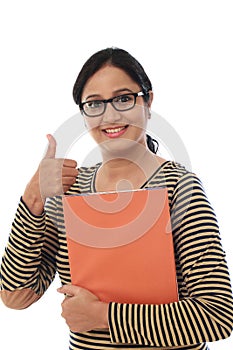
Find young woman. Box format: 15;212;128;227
1;47;233;350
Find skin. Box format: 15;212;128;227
23;64;166;333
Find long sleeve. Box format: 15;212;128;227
108;173;233;347
0;197;59;309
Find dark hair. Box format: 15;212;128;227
73;47;158;153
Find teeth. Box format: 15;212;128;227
104;126;126;134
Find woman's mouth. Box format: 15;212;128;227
102;125;129;138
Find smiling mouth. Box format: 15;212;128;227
103;125;129;134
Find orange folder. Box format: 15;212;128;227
62;187;178;305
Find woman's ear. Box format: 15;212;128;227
147;91;153;119
148;91;153;108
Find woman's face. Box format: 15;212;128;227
81;65;153;156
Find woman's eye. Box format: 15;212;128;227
116;95;132;103
86;101;102;109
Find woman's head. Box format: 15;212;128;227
73;47;158;154
73;47;152;106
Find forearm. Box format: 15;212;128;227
0;197;58;308
108;281;233;346
1;197;46;286
22;172;45;216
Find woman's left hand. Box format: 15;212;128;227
57;284;109;332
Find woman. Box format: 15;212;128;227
1;47;233;350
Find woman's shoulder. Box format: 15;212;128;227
161;160;206;199
156;158;193;179
148;157;200;190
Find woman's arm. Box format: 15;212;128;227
0;135;78;309
0;196;59;309
107;173;233;346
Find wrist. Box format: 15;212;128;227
23;180;45;216
96;301;109;329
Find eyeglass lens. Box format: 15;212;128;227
83;93;136;117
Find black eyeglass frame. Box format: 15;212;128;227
79;91;145;117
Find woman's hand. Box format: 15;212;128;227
23;134;78;215
57;285;109;333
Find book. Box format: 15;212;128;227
62;187;178;304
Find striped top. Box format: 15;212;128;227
1;160;233;350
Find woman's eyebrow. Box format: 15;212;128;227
85;88;134;101
85;94;101;100
113;88;134;94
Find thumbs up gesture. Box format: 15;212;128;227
22;134;78;215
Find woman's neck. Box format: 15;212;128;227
100;144;150;178
95;146;165;192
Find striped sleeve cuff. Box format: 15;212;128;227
17;196;46;231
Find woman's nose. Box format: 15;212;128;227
102;103;122;123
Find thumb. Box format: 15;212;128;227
57;284;81;297
44;134;57;159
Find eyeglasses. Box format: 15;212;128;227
80;91;145;117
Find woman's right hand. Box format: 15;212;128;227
22;134;78;215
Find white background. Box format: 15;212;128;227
0;0;233;349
